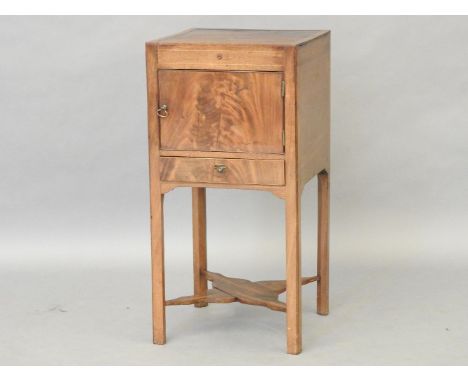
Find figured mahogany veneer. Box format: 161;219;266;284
159;70;284;153
146;28;330;355
160;157;285;186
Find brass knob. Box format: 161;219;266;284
214;164;227;173
156;104;168;118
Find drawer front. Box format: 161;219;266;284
160;157;285;186
157;45;286;71
158;70;284;154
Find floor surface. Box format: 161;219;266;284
1;260;466;365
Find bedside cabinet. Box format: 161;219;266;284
145;28;330;355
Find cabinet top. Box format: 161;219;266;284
156;28;329;47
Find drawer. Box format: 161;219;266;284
160;157;285;186
157;45;285;71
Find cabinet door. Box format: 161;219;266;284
158;70;284;153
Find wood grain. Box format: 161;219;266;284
158;44;286;71
160;150;284;161
146;42;166;345
160;157;285;186
160;181;286;200
297;32;330;191
317;171;330;315
158;70;284;154
165;272;318;312
192;188;208;308
283;46;302;355
166;289;236;306
257;276;318;294
146;28;331;354
207;271;286;311
157;28;329;46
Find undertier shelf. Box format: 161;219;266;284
165;271;319;312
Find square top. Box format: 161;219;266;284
157;28;329;47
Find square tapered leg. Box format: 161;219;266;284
151;194;166;344
192;187;208;307
286;190;302;354
317;171;330;315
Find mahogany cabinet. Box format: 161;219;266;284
146;28;330;354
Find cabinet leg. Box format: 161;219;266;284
192;187;208;307
151;194;166;344
317;171;330;315
286;191;302;354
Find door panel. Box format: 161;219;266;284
158;70;284;153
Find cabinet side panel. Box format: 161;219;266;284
297;33;330;189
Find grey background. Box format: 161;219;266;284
0;16;467;365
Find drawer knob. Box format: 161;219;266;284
214;164;227;173
156;104;169;118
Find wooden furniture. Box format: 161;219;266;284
145;29;330;355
